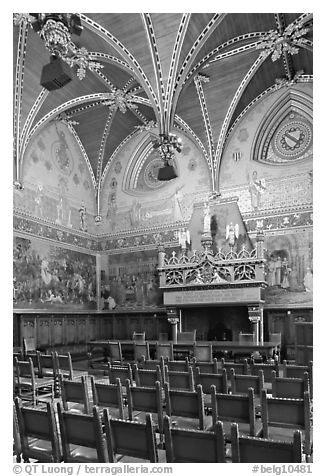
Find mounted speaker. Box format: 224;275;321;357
157;164;178;181
40;56;72;91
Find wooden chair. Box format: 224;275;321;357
13;402;22;463
163;415;226;463
193;343;212;362
57;402;109;462
221;357;249;379
164;382;211;431
231;422;303;463
103;409;158;462
14;357;54;406
260;388;312;460
271;371;310;399
164;366;194;391
107;363;133;387
283;360;313;396
230;368;264;396
192;357;219;374
132;331;146;342
54;351;88;380
211;386;261;439
14;397;61;463
126;379;164;441
133;341;150;362
156;342;173;360
133;364;162;387
250;360;280;382
177;330;196;342
90;376;125;420
59;374;91;414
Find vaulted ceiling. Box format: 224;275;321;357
13;12;313;199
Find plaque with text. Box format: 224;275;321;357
163;287;262;306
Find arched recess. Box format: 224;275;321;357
251;90;313;165
121;132;170;195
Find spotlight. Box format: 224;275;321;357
40;55;72;90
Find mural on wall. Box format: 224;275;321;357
14;121;96;233
13;236;97;310
263;231;313;307
99;130;211;234
100;250;165;310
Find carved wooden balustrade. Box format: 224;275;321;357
158;244;266;289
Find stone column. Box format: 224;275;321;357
248;305;261;345
167;307;179;343
157;245;166;287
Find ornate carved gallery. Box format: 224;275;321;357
13;12;313;464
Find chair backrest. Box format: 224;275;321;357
156;342;173;360
57;402;108;462
54;352;74;379
164;383;206;430
126;380;164;433
230;368;264;396
260;388;311;456
14;397;61;462
164;366;194;391
239;332;255;344
132;332;146;342
231;422;303;463
107;363;133;386
271;370;310;399
221;358;249;378
211;387;256;436
133;342;150;362
165;358;190;372
283;360;313;396
139;356;165;371
193;343;212;362
192;358;218;374
23;337;36;356
59;374;91;414
103;409;158;462
38;352;56;378
133;364;162;387
251;361;279;382
194;367;228;394
15;357;35;382
90;376;124;420
177;330;196;342
107;341;123;363
163;415;226;463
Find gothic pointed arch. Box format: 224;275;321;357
251;90;312;165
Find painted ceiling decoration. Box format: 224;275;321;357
13;12;313;213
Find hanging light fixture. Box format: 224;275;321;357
153;133;182;181
20;13;103;89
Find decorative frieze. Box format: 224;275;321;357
244;209;312;234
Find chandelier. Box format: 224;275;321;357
14;13;103;80
153;133;183;181
256;22;310;62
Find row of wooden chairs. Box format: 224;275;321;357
58;371;312;461
13;396;304;463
